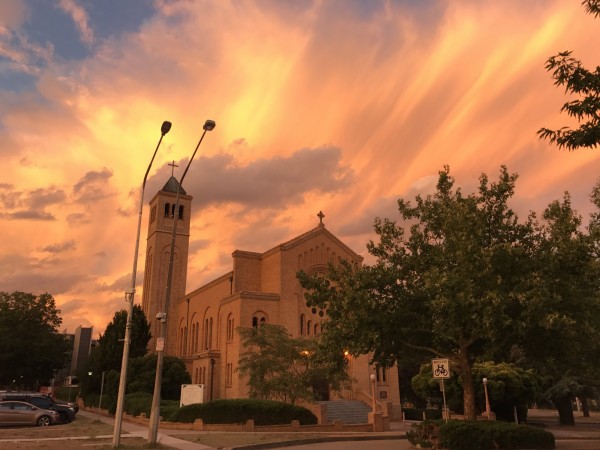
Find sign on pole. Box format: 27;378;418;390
156;337;165;352
432;358;450;421
432;358;450;379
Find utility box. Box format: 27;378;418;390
180;384;205;407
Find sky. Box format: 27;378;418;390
1;0;599;337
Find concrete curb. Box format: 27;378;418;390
227;434;408;450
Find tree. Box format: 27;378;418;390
87;304;151;375
127;354;191;401
300;166;535;420
412;362;541;423
0;291;70;388
538;0;600;150
518;193;600;424
237;324;349;404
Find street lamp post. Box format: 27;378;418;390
483;377;491;420
112;121;172;447
369;373;377;413
148;119;216;444
98;371;106;420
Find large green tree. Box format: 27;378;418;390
538;0;600;149
0;291;70;388
518;193;600;424
237;324;349;405
90;305;151;373
300;166;535;420
85;304;151;389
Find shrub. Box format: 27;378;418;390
169;398;318;425
406;420;440;448
124;392;153;417
439;420;555;450
123;391;178;418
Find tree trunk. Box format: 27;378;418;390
581;396;590;417
555;395;575;425
458;346;477;420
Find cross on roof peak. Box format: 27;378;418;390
168;160;179;177
317;210;325;225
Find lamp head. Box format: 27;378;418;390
370;374;376;382
203;119;216;131
483;377;488;384
161;121;172;135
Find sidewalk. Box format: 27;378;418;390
77;409;212;449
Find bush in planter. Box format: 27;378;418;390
406;420;441;448
439;420;555;450
170;398;317;425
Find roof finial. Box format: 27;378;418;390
317;210;325;226
168;160;179;177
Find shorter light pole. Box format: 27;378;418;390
483;377;491;420
369;373;377;413
97;371;106;420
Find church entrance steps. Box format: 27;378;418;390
319;400;372;424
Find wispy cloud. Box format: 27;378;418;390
57;0;94;46
1;0;599;334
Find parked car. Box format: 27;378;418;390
0;392;75;423
0;401;60;427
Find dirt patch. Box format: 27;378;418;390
0;415;168;449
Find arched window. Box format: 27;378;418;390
171;203;176;217
204;318;209;349
227;314;234;341
183;326;187;354
252;311;267;328
179;205;184;219
307;320;312;335
164;203;170;217
195;368;199;383
208;318;213;349
195;321;199;353
314;323;318;335
300;314;305;335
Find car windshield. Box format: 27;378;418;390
30;398;52;407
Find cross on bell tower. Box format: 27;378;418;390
317;210;325;226
168;160;178;177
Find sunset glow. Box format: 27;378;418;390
1;0;599;335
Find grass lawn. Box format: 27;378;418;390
0;414;168;449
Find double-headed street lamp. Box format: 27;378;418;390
112;121;172;447
148;119;216;444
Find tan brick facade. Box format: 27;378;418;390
141;177;191;354
143;181;401;414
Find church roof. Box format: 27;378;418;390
265;224;363;263
161;176;186;195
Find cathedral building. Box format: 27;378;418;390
141;177;401;417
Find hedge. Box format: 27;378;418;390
170;398;318;425
439;420;555;450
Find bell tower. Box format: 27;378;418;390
141;176;192;354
